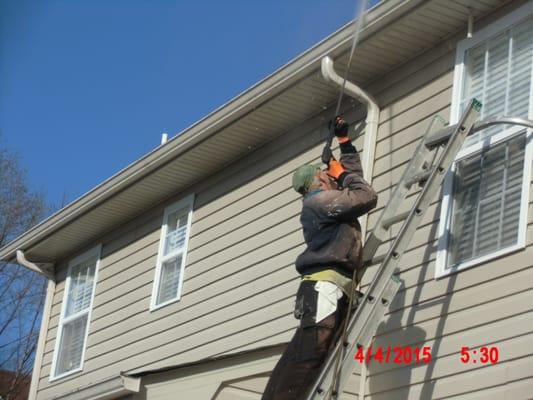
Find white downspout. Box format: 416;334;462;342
16;250;55;400
321;56;380;240
321;56;379;187
321;56;380;399
16;250;54;281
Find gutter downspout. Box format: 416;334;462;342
17;250;56;400
16;250;54;281
321;56;380;232
321;56;379;400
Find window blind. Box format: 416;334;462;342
461;16;533;147
449;134;526;267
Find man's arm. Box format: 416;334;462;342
323;117;378;220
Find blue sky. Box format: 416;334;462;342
1;0;377;209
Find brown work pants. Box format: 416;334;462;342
262;280;349;400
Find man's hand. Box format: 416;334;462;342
334;115;349;138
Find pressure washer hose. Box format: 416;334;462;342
327;1;370;398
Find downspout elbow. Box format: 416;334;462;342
320;56;380;184
320;56;380;248
16;250;55;281
321;56;379;113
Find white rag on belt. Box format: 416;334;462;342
314;281;343;323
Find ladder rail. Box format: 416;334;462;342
361;115;446;267
304;99;482;400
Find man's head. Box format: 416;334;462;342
292;164;334;195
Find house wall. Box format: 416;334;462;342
33;77;368;400
33;2;533;399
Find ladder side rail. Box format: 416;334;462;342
305;99;481;400
362;115;446;266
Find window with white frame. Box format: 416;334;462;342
437;4;533;277
51;245;100;380
151;194;194;309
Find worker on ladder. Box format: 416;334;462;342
262;116;378;400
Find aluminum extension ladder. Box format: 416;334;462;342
304;99;483;400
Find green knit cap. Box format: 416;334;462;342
292;164;321;194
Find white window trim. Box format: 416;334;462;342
436;2;533;279
50;244;102;381
150;193;194;311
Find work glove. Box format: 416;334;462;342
333;115;349;137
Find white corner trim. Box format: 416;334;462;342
150;193;195;311
49;244;102;381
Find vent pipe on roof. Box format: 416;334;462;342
161;132;169;145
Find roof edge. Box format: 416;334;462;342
0;0;429;263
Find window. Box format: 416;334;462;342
151;194;194;310
437;4;533;277
51;245;101;380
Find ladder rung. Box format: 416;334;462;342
425;124;456;149
382;210;410;229
404;170;432;187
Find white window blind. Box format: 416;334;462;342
152;195;194;309
52;247;100;379
441;10;533;273
448;134;525;267
460;16;533;147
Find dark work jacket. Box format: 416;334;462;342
295;143;378;279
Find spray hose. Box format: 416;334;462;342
321;1;370;398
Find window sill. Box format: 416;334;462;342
435;243;526;280
149;295;182;312
49;366;82;382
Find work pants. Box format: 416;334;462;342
262;280;349;400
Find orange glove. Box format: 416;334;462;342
326;159;346;180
